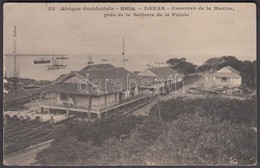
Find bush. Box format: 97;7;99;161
35;97;256;165
56;115;144;145
150;97;256;126
143;112;256;165
138;118;165;143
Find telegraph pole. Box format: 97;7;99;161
12;26;19;89
122;37;126;68
157;97;161;121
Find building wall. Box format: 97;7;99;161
124;90;130;99
48;93;58;104
71;94;90;107
105;93;117;108
48;92;118;111
230;78;242;86
89;96;100;111
99;93;117;110
204;76;241;87
151;82;165;94
47;89;139;112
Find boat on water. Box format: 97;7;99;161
47;57;67;70
47;64;67;70
34;57;51;64
87;55;94;64
102;59;107;61
56;56;68;60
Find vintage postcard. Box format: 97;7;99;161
3;2;257;166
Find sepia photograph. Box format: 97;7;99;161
3;2;257;166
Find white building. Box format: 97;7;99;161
204;66;242;88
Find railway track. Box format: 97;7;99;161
4;115;75;143
4;121;50;141
4;139;54;166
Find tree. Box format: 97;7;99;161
167;58;197;75
199;57;225;72
216;56;243;71
239;60;256;89
198;56;256;89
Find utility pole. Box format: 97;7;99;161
122;37;127;68
88;105;90;122
12;26;19;89
12;26;18;78
157;97;161;121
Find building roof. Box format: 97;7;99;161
81;64;116;71
223;66;240;75
205;66;241;78
138;66;183;82
132;71;140;75
43;67;143;95
137;76;158;82
3;88;32;104
149;67;181;80
24;88;42;95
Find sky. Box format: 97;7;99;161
4;3;256;65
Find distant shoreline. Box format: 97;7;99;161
4;54;66;57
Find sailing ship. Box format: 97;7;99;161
56;55;68;60
34;57;51;64
47;57;67;70
87;55;94;64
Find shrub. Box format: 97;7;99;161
150;97;256;126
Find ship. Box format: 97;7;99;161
87;55;94;64
56;55;68;60
34;57;51;64
47;57;67;70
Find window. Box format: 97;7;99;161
60;93;69;101
221;77;228;83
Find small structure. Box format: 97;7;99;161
137;66;184;94
204;66;241;88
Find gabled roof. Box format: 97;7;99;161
206;66;241;78
218;66;240;75
43;67;143;95
138;66;182;81
77;67;142;82
149;67;180;80
25;88;41;95
3;88;32;104
81;64;115;71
